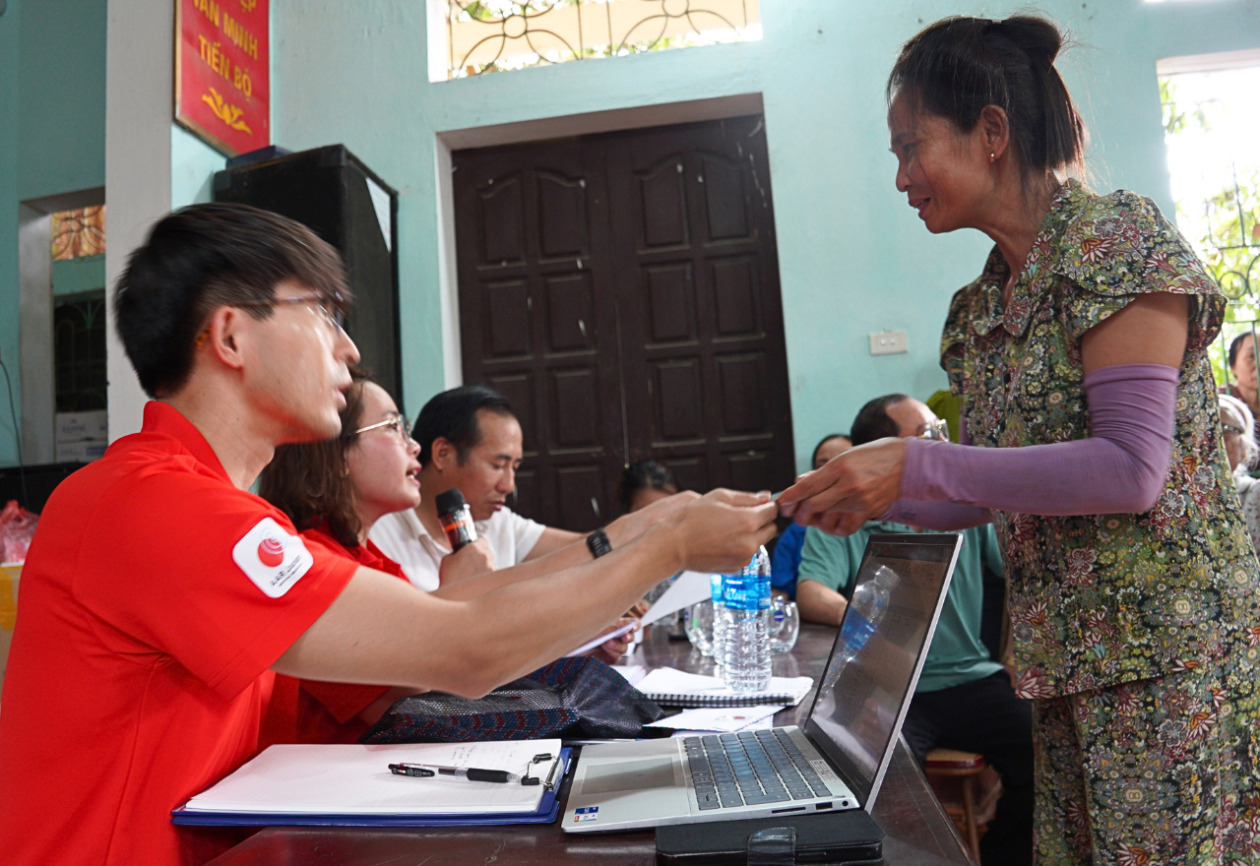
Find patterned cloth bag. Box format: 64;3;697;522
359;656;665;744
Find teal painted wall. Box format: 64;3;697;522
52;255;105;297
0;0;107;468
261;0;1260;474
0;2;21;468
3;0;1259;478
16;0;106;201
171;124;224;207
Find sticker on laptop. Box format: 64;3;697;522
573;806;600;822
233;517;314;598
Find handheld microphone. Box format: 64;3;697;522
434;488;478;552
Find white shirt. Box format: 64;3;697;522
368;506;547;590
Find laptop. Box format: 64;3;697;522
563;532;962;833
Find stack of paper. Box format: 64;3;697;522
636;667;814;707
647;704;783;734
567;571;714;656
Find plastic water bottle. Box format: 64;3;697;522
710;572;727;665
719;547;772;693
838;564;894;663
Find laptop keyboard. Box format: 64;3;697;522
683;730;837;811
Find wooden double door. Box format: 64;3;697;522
453;115;793;531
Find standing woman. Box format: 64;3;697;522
781;15;1260;865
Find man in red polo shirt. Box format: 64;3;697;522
0;203;777;865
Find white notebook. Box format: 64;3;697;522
636;666;814;707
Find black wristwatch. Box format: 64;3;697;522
586;527;612;559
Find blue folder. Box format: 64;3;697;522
171;747;570;828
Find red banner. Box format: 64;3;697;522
176;0;269;157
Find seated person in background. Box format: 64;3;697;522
620;460;679;513
261;373;646;743
796;394;1032;866
771;433;851;597
1222;332;1260;446
1219;392;1260;554
259;371;425;743
0;203;779;865
619;461;683;617
373;385;618;590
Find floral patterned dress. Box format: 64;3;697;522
940;180;1260;864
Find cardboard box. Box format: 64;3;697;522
54;410;109;464
0;563;19;694
54;410;107;442
54;440;108;463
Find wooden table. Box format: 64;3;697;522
204;623;975;865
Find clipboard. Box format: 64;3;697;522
171;744;571;828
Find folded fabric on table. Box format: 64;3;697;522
360;656;665;743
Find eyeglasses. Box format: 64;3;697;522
1222;423;1247;437
917;418;950;442
235;293;347;332
352;413;413;444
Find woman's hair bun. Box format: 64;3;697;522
994;15;1064;67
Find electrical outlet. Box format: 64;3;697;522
869;330;908;356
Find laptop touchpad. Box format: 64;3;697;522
581;757;680;794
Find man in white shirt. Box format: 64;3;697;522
371;385;606;590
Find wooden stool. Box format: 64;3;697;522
924;747;1000;862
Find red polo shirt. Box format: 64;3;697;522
265;525;411;745
0;402;357;865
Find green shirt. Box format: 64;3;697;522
798;522;1004;692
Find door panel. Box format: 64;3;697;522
455;117;792;531
609;117;793;512
455;139;623;531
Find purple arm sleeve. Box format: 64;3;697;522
893;363;1178;518
883;412;993;529
881;499;993;530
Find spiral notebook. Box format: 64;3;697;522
636;667;814;708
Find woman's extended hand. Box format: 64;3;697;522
777;438;908;536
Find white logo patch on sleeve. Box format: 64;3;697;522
232;517;314;598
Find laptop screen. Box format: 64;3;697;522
802;532;961;808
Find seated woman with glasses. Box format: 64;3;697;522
259;372;647;743
258;370;435;744
1218;392;1260;555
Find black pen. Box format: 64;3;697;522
388;762;514;783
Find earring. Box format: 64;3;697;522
989;152;996;163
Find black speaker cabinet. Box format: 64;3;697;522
213;145;401;401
